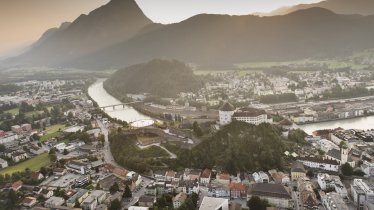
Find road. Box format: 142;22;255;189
138;143;177;159
97;119;119;168
96;119;154;209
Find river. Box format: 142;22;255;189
88;79;152;124
298;116;374;134
89;79;374;134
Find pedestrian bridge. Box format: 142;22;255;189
99;101;141;111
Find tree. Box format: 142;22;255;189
247;196;269;210
123;185;132;198
74;199;80;208
63;149;69;155
49;154;57;162
193;121;203;137
341;163;353;176
109;199;121;210
306;170;314;178
8;189;18;210
109;182;119;194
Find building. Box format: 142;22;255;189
11;125;22;134
0;132;18;144
351;179;374;209
361;161;374;176
199;168;212;185
317;173;348;198
21;123;32;132
232;107;273;125
128;207;149;210
81;190;107;210
44;196;65;208
66;189;89;207
253;171;269;183
66;160;90;175
291;161;306;181
297;157;339;172
12;180;23;191
298;177;319;210
217;172;230;185
22;196;37;207
0;158;8;169
247;183;293;209
219;102;236;126
199;197;229;210
173;192;187;209
229;183;248;199
138;196;156;208
321;192;349;210
269;170;290;185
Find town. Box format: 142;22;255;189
0;75;374;210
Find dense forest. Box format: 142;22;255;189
109;130;169;173
165;121;285;174
104;59;203;98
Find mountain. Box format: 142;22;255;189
7;4;374;69
67;7;374;69
104;59;202;98
6;0;153;67
262;0;374;16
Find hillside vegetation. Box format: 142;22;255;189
104;59;203;98
165;121;285;174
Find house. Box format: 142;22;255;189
217;172;230;186
199;169;212;185
173;192;187;209
31;171;44;181
41;189;54;199
145;183;157;196
0;158;8;169
253;171;269;183
199;197;229;210
32;187;43;195
247;183;293;209
22;196;37;207
179;180;200;195
183;168;201;181
229;183;247;199
208;185;230;197
11;151;28;162
53;168;67;176
290;161;306;181
44;196;65;208
138;196;156;208
165;170;177;181
81;190;107;210
269;170;290;185
12;180;23;191
66;189;89;207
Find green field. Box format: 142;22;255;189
0;153;51;175
40;124;66;142
5;108;19;115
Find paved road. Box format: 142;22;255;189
138;143;177;159
96;119;154;209
97;119;120;168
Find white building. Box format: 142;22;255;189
361;161;374;177
0;158;8;169
297;157;339;172
44;196;65;208
172;192;187;209
232;107;272;125
219;102;236;126
253;171;270;183
0;132;18;144
81;190;107;210
199;197;229;210
317;173;348;198
351;179;374;209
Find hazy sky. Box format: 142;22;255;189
0;0;320;56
